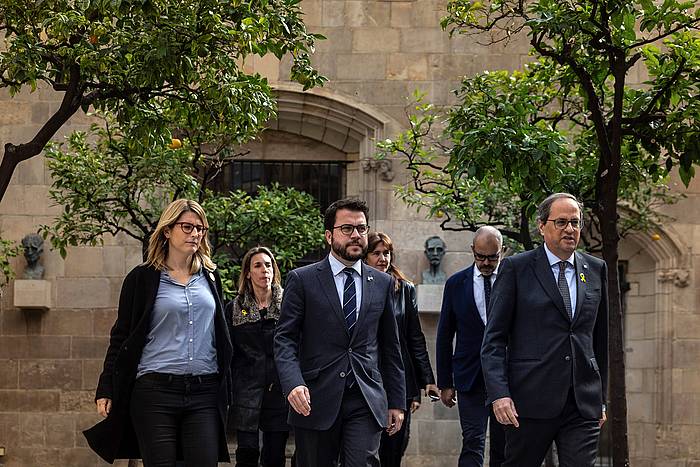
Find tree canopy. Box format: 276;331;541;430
0;0;325;200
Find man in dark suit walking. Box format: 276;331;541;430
482;193;608;466
436;226;505;466
274;198;406;467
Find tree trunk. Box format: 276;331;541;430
597;180;630;467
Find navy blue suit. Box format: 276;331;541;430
436;265;504;467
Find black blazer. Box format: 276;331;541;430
395;280;435;400
481;246;608;420
435;265;486;392
274;257;406;430
82;264;234;464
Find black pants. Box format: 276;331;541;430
294;384;382;467
503;388;600;467
237;429;289;467
130;373;220;467
378;400;411;467
457;381;506;467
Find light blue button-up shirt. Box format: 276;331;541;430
328;254;362;321
137;269;218;378
543;244;577;317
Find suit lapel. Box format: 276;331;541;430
463;266;484;328
531;246;569;321
573;252;588;324
316;258;349;335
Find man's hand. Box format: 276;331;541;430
425;384;439;400
410;400;420;413
96;398;112;418
440;388;456;408
386;409;404;436
493;397;519;427
599;407;607;427
287;385;311;416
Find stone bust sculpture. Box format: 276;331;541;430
21;233;45;280
422;235;446;284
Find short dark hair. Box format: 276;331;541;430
324;198;369;232
537;193;583;224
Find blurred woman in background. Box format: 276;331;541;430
228;246;289;467
365;231;438;467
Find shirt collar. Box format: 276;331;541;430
328;253;362;277
543;243;575;268
474;264;499;278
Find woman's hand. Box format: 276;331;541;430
96;398;112;418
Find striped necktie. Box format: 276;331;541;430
343;268;357;331
557;261;573;320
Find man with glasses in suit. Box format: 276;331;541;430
275;198;405;467
482;193;608;466
436;226;506;466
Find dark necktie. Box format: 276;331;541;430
483;275;492;319
343;268;357;331
557;261;573;320
342;267;357;387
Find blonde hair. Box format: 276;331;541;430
238;246;281;296
146;199;216;273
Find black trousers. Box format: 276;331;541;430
294;384;382;467
129;373;220;467
378;400;411;467
457;380;506;467
237;429;289;467
502;388;600;467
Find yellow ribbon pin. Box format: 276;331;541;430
580;273;586;283
242;309;248;316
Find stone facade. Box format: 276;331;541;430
1;0;700;466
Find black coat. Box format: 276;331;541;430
274;258;406;431
227;291;288;432
481;247;608;420
394;281;435;400
82;264;234;464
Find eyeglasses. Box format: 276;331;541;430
546;218;583;230
174;222;208;234
333;224;370;236
473;251;500;262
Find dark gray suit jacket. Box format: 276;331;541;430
274;256;406;430
481;246;608;420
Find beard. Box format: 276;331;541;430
331;236;367;262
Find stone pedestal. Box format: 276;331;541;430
13;279;52;310
416;283;445;314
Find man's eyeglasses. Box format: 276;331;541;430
174;222;208;234
473;251;500;262
333;224;370;236
546;218;583;230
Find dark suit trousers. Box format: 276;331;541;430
294;384;382;467
503;388;600;467
457;380;505;467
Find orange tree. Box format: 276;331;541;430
380;0;700;464
0;0;325;201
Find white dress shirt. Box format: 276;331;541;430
328;253;362;321
473;265;498;325
543;244;577;317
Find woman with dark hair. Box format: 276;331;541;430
84;199;233;466
228;246;289;467
365;231;438;467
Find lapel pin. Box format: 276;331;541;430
367;276;374;282
242;309;248;316
580;273;586;283
208;271;215;282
